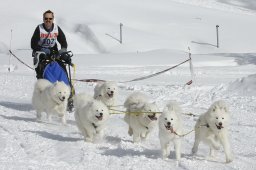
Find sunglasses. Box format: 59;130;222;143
44;17;53;21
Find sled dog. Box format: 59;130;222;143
192;100;233;163
94;81;118;107
32;79;70;124
159;101;183;160
74;93;110;142
124;92;159;143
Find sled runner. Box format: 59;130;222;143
33;50;75;112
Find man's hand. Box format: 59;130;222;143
59;48;67;54
41;48;51;55
60;52;71;64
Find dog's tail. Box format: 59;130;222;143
74;93;94;109
124;92;149;110
34;79;52;93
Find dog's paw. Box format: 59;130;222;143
62;122;67;126
226;155;233;163
176;155;181;161
175;160;180;167
61;119;67;125
162;154;168;160
212;143;221;150
133;136;141;143
85;138;93;143
133;140;140;144
128;127;133;136
36;112;42;120
141;136;147;142
161;149;169;160
191;147;198;154
141;133;146;138
36;118;42;122
214;145;221;150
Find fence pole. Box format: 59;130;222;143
216;25;219;48
120;23;123;44
8;29;13;72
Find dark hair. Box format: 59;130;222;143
43;10;54;18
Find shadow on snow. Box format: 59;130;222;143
0;114;35;123
25;130;83;142
0;101;33;111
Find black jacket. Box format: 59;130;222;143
31;23;67;53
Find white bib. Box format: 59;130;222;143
38;24;59;48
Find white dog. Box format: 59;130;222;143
94;81;118;107
32;79;70;124
159;101;183;160
192;100;233;163
124;92;159;143
74;93;110;142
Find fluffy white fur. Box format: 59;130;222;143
124;92;159;143
74;93;110;142
93;81;118;107
32;79;70;124
159;101;183;160
74;93;94;110
192;100;233;163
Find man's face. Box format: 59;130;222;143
43;13;54;29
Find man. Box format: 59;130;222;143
31;9;68;79
31;10;74;112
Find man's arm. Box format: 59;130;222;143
57;26;68;49
31;26;41;51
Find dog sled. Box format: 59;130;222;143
33;50;75;112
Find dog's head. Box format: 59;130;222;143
101;81;118;99
86;100;110;124
138;102;159;126
159;101;182;132
206;100;230;131
124;92;150;111
51;81;70;104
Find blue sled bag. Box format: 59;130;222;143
43;61;70;86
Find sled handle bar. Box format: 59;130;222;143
65;51;73;58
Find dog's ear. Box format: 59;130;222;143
95;94;102;100
163;106;169;113
87;101;94;107
212;105;217;112
223;106;228;113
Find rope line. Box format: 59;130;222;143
73;56;191;84
9;50;34;70
120;57;191;83
72;78;106;83
109;108;162;115
108;107;197;117
171;124;208;137
109;106;202;137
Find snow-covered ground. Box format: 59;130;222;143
0;0;256;169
